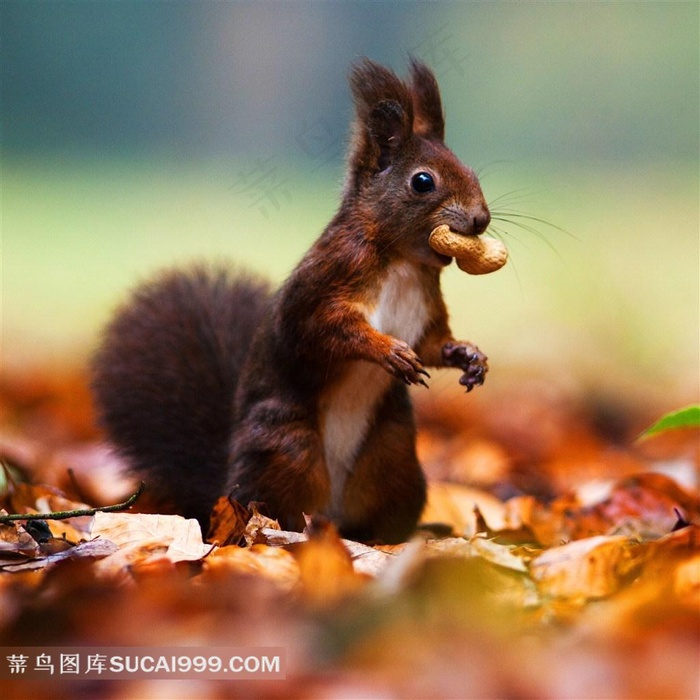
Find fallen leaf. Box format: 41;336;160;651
473;503;541;545
421;481;506;536
293;519;368;607
91;540;173;582
469;535;529;573
0;538;118;573
257;526;306;547
89;511;212;563
565;472;699;540
531;535;643;599
206;495;249;546
0;521;39;558
3;368;699;699
200;543;299;590
343;539;394;576
374;538;426;594
244;502;281;545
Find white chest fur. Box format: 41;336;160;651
321;261;431;517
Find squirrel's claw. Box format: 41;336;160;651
459;364;486;392
442;341;488;392
383;341;430;387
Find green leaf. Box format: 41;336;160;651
638;405;700;440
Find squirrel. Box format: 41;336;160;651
91;58;492;544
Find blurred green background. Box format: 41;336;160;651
3;1;698;406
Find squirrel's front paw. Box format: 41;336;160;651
442;342;488;392
382;340;430;387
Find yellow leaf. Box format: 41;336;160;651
673;553;700;609
531;535;642;599
421;482;506;536
470;536;529;573
293;519;367;607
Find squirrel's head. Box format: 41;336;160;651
345;58;489;268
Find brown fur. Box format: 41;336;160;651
92;59;491;543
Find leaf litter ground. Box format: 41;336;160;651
0;369;698;699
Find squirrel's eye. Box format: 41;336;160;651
411;171;436;193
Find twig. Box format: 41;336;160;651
0;482;146;524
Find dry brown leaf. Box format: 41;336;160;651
253;526;393;576
421;537;473;557
3;366;698;699
1;538;118;573
89;511;212;563
90;540;173;582
3;482;94;543
473;503;542;546
200;543;299;590
127;554;186;582
206;495;249;546
531;535;643;599
512;496;577;548
257;526;306;547
293;519;368;606
641;523;700;595
0;521;39;558
244;502;281;545
374;538;425;593
377;536;534;596
344;539;395;576
470;535;529;573
672;553;700;608
564;472;699;540
43;519;87;544
421;481;506;536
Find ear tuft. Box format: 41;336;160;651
348;59;414;176
349;58;414;125
408;57;445;141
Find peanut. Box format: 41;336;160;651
429;224;508;275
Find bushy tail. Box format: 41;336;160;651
91;264;271;528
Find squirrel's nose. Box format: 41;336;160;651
472;208;491;235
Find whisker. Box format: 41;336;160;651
486;225;523;291
487;224;526;247
474;160;514;180
487;187;544;208
491;215;563;258
492;210;576;239
509;249;523;293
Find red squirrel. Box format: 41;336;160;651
91;59;491;544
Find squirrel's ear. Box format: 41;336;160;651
367;99;412;171
348;59;414;174
408;58;445;141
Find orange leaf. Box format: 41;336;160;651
293;518;367;607
201;544;299;590
421;482;506;536
531;535;643;599
206;495;250;546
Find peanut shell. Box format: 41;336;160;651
429;224;508;275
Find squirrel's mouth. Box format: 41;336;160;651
427;224;456;266
432;250;453;267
